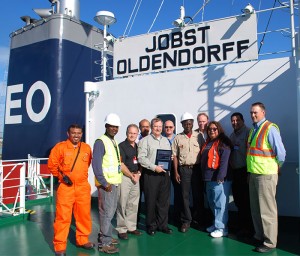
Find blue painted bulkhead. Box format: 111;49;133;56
3;15;109;159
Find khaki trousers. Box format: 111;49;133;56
116;175;140;233
249;173;278;248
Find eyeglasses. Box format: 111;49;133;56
165;126;173;129
208;128;218;132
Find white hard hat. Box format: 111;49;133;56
181;112;194;122
105;113;121;126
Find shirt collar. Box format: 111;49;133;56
151;133;162;140
66;139;80;148
125;138;136;147
253;118;266;129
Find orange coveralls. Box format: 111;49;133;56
48;139;92;252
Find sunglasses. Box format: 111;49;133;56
165;126;174;129
208;128;218;132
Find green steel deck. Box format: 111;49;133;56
0;199;299;256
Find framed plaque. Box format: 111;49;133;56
155;149;172;171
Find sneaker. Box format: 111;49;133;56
210;229;228;238
98;244;119;254
206;225;215;233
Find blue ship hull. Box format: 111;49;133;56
3;15;107;159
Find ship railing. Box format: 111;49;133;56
27;155;53;198
0;157;53;217
0;162;26;216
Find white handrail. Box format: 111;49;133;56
0;158;53;217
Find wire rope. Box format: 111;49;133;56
257;0;262;22
123;0;140;37
258;0;277;53
190;0;212;22
148;0;165;33
201;0;206;22
127;0;143;36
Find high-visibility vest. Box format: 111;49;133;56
201;140;220;170
246;121;279;174
95;135;122;186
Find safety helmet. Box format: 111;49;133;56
181;112;194;122
105;113;121;126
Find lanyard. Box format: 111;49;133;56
70;143;81;172
105;135;121;165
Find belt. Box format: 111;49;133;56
98;184;118;190
180;165;195;169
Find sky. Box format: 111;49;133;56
0;0;297;103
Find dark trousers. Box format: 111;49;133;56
232;167;253;232
179;165;205;225
170;171;182;224
137;172;144;224
143;169;171;231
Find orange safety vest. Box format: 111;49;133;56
201;139;220;170
247;121;277;158
247;121;279;174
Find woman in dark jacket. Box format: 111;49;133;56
201;121;232;238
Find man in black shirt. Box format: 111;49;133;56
116;124;142;240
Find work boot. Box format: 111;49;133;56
98;244;119;254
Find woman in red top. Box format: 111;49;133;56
201;121;232;238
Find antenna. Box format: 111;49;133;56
173;6;193;27
94;10;117;82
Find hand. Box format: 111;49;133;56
58;172;64;183
175;172;181;184
155;165;166;173
131;174;139;184
105;184;112;192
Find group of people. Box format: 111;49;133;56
48;101;286;256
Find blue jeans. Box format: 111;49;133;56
206;181;232;230
97;185;118;246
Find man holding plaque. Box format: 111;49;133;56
138;117;173;236
172;112;205;233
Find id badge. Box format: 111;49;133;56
133;156;138;164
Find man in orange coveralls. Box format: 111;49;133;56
48;124;95;256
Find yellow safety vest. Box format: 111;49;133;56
246;121;279;174
95;135;122;186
